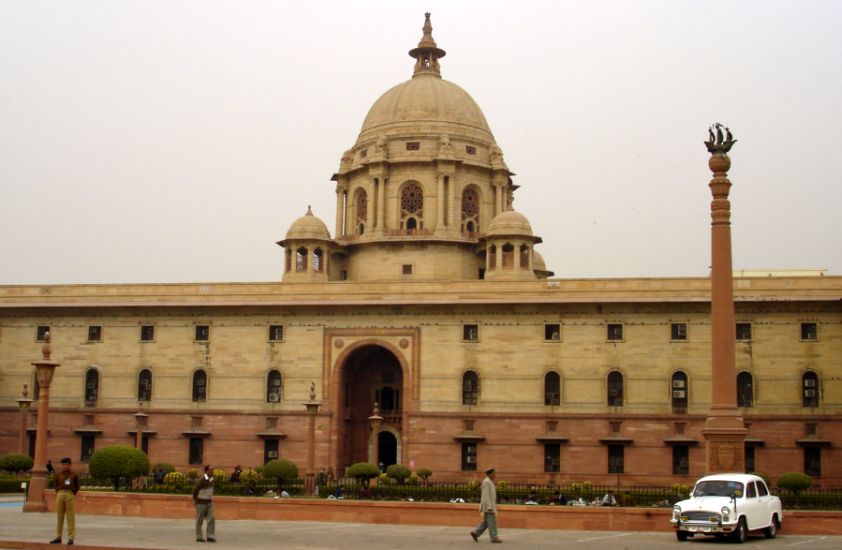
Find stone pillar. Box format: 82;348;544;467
304;382;320;496
24;333;60;513
16;384;33;454
701;124;747;473
368;403;384;469
334;185;345;239
436;172;445;230
376;178;386;232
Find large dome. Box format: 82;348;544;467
357;75;493;145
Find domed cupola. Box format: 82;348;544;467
277;207;336;282
483;209;543;281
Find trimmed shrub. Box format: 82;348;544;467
212;469;226;480
87;446;149;490
386;464;411;484
777;472;813;494
263;459;298;489
151;463;175;475
163;471;185;487
406;474;419;485
0;453;34;474
416;468;432;481
0;477;29;492
186;469;199;480
347;462;379;486
241;469;260;482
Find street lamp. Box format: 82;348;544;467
24;332;61;513
368;403;384;471
303;382;320;496
16;384;33;454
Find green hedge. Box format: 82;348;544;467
0;477;29;493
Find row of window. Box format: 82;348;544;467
462;370;824;408
34;324;285;343
460;442;825;477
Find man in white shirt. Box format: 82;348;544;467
470;467;502;543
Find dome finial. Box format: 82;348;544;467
409;13;446;78
306;205;312;215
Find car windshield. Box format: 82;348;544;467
693;481;744;498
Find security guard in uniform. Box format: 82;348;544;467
50;457;80;545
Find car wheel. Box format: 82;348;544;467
732;517;747;544
676;530;688;541
764;516;779;539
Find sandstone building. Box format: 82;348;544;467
1;15;840;486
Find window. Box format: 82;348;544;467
267;370;282;403
607;371;623;406
544;371;560;406
80;435;95;463
28;432;36;458
737;371;753;407
672;445;689;475
140;325;155;342
461;187;480;236
804;447;821;477
544;444;561;473
608;445;624;474
501;243;514;268
400;182;424;231
670;323;687;341
87;325;102;342
312;248;324;272
402;264;413;275
406;141;420;151
359;148;367;158
36;325;50;341
84;369;99;406
746;481;757;499
802;372;819;407
671;371;688;410
465;145;476;155
519;244;529;269
487;245;496;271
461;442;477;471
189;437;204;465
745;445;756;473
607;324;623;341
192;370;207;402
355;188;367;234
736;322;752;341
295;247;308;272
138;369;152;402
462;371;479;405
141;435;149;455
264;439;279;464
544;324;560;341
269;325;284;341
757;479;768;497
463;324;479;341
195;325;210;341
801;322;818;341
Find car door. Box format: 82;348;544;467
755;479;773;526
744;481;759;529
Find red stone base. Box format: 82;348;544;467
38;490;842;536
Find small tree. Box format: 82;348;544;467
0;453;34;474
87;445;149;490
263;459;298;491
347;462;379;487
416;468;433;482
386;464;411;484
777;472;813;494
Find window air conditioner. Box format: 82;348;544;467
672;380;686;388
673;390;686;399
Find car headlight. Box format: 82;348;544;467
720;506;730;520
673;505;681;520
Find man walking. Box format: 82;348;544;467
192;465;216;543
470;467;502;543
50;457;79;545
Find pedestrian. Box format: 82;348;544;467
470;467;502;543
154;467;165;484
229;465;241;483
192;465;216;543
50;457;79;545
601;490;617;507
316;467;327;496
46;460;54;475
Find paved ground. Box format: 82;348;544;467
2;496;841;549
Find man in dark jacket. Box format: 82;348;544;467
50;457;80;545
192;465;216;542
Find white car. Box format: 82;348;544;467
671;473;783;543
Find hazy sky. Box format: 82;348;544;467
1;1;840;285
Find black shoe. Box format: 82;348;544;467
491;539;503;543
49;539;61;545
196;538;206;542
207;538;216;543
68;541;74;546
470;532;478;543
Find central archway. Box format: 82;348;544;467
336;344;404;471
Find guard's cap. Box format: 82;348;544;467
484;467;495;475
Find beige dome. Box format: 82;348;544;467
487;210;533;237
356;75;494;145
532;251;547;271
285;208;331;241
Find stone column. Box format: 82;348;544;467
701;124;747;473
16;384;33;454
376;178;387;232
334;185;345;239
304;382;320;496
24;333;60;513
436;172;445;231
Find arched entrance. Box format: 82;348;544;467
337;345;404;470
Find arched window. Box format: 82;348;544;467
267;370;282;403
355;188;368;234
488;245;497;271
544;371;560;406
802;371;819;407
84;368;99;405
501;243;514;268
313;248;324;272
736;371;753;407
192;369;207;402
461;186;480;236
295;247;308;272
400;182;424;231
519;244;529;269
138;369;152;402
607;371;623;406
671;371;688;410
462;371;479;405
